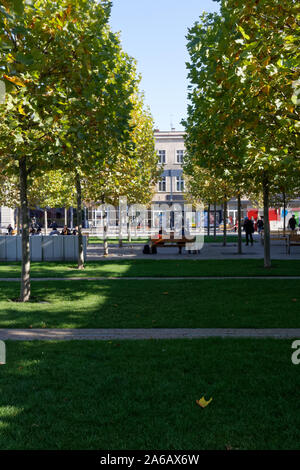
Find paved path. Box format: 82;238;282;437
87;237;300;260
0;328;299;341
1;276;300;282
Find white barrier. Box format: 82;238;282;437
0;236;87;262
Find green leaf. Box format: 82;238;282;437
238;26;250;41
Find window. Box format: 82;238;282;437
176;176;184;192
158;150;166;164
158;177;166;192
176;150;184;164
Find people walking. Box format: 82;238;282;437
243;217;254;246
257;217;264;234
7;224;13;235
288;215;297;231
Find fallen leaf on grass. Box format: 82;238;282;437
196;396;213;408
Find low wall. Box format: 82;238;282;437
0;236;87;262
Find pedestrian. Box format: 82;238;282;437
72;226;78;235
49;220;58;230
243;217;254;246
257;216;264;234
7;224;13;235
61;225;71;235
30;217;40;230
288;214;297;231
49;227;59;236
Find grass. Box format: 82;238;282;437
0;279;299;328
0;339;299;450
0;259;300;279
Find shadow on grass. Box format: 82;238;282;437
0;278;300;329
1;259;300;280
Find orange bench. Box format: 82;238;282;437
150;234;196;254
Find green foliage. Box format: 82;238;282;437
82;92;160;206
183;0;300;201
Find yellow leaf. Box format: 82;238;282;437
18;104;26;115
7;53;15;63
262;85;270;95
262;57;271;67
3;75;25;87
196;396;213;408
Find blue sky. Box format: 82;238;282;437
109;0;219;131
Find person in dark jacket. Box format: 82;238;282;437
49;220;58;229
243;217;254;246
288;215;297;231
61;225;71;235
7;224;13;235
257;217;264;234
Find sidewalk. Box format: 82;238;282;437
1;328;299;340
87;238;300;260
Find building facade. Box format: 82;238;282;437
152;130;186;208
0;206;14;232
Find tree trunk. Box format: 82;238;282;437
44;209;48;235
207;204;210;237
128;220;131;243
19;157;31;302
102;197;109;256
70;207;74;230
75;172;84;270
263;175;271;268
83;207;88;228
16;207;20;235
118;208;123;248
283;192;286;236
103;208;108;256
237;194;242;255
64;207;68;227
213;201;217;240
223;199;227;246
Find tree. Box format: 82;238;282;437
0;0;138;298
44;1;138;268
0;0;71;300
183;0;299;267
83;91;160;252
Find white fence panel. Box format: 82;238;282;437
0;236;87;262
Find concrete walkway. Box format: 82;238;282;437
87;237;300;260
1;328;299;341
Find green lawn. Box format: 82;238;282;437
0;259;300;278
0;279;299;328
0;339;299;450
